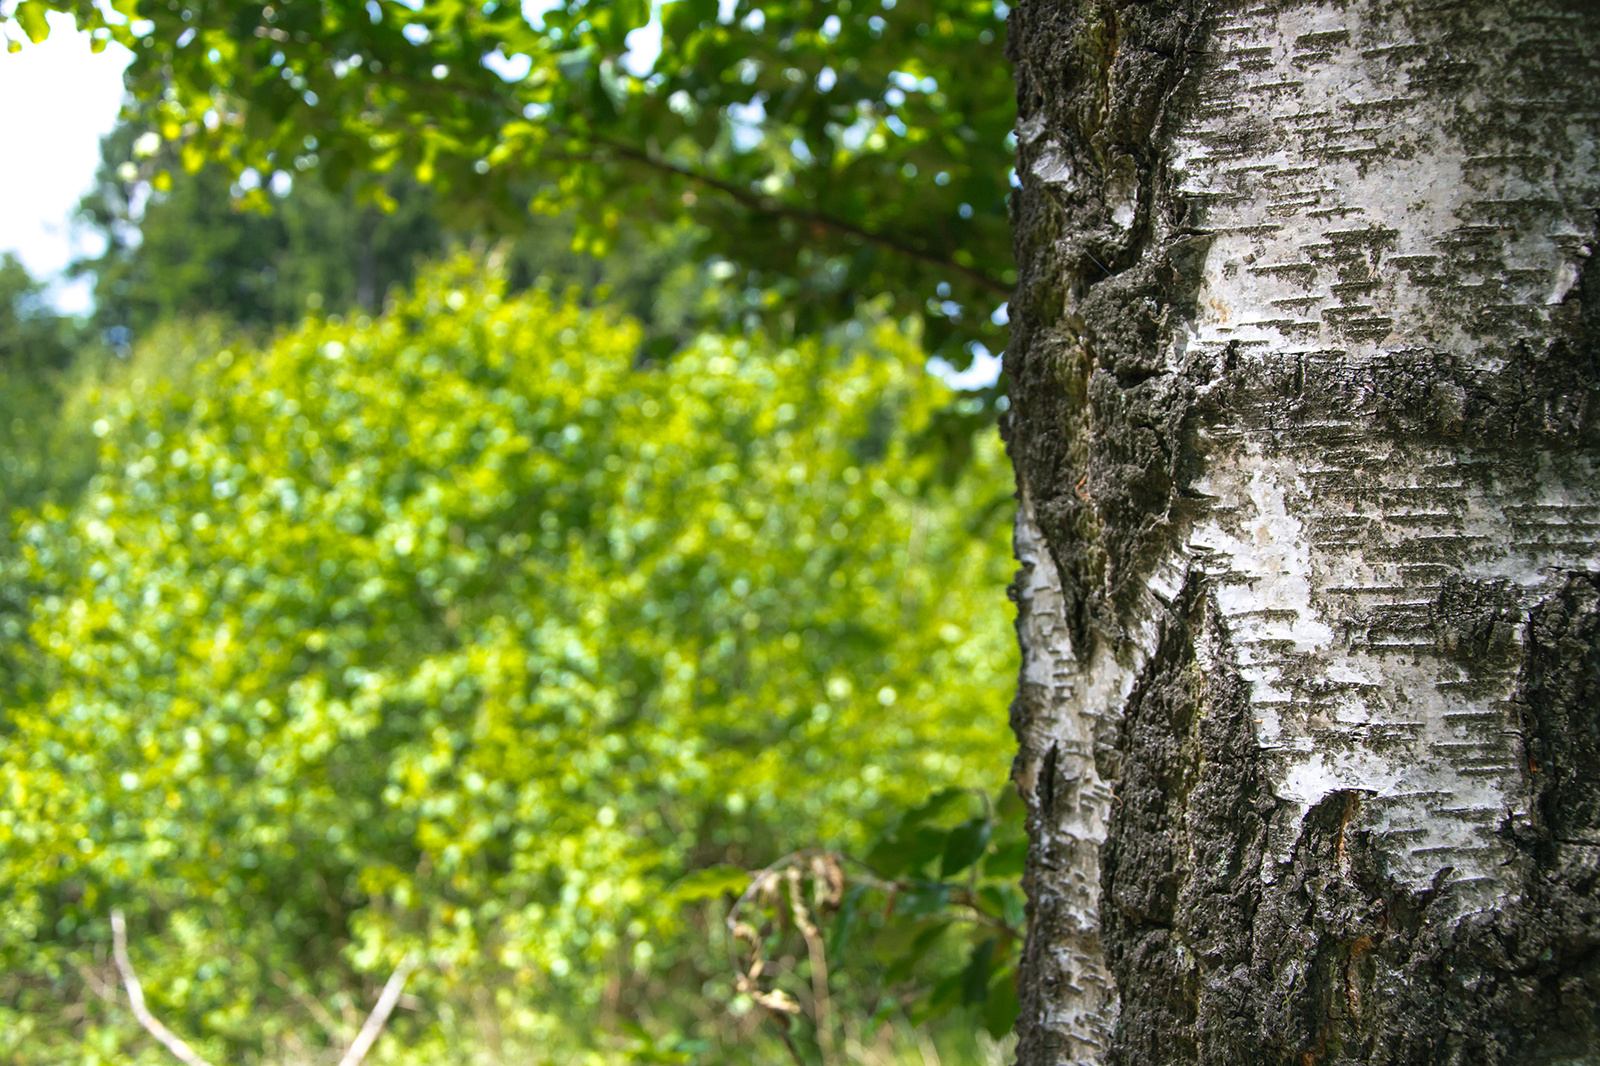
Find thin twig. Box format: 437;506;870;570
786;868;836;1066
272;969;345;1047
73;960;118;1005
724;845;1022;1066
336;953;419;1066
109;909;217;1066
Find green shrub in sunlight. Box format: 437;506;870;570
0;258;1016;1064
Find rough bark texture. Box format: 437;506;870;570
1002;2;1600;1063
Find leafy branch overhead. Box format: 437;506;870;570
14;0;1017;364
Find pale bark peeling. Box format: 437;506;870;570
1011;491;1124;1059
1004;1;1600;1063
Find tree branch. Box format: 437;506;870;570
784;867;837;1066
336;953;419;1066
110;909;419;1066
109;909;217;1066
73;960;119;1006
216;56;1013;302
588;136;1013;297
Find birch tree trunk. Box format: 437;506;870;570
1001;2;1600;1063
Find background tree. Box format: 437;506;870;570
0;259;100;515
75;107;856;367
75;115;446;341
1005;1;1600;1062
0;253;77;374
0;255;100;716
19;0;1016;371
0;1;1040;1061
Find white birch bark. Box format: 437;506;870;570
1004;2;1600;1062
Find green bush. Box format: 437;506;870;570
0;259;1015;1064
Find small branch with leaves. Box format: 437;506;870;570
709;788;1030;1064
106;907;418;1066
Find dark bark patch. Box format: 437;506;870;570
1005;0;1217;652
1187;238;1600;462
1320;220;1600;453
1101;589;1204;1066
1429;576;1523;666
1099;586;1279;1066
1520;574;1600;849
1310;575;1600;1065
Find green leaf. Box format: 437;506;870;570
983;837;1028;879
884;921;950;984
976;885;1024;932
960;937;997;1007
13;1;50;43
899;788;966;832
995;782;1026;822
618;1020;694;1064
894;881;952;920
982;968;1021;1038
865;998;900;1033
866;825;947;878
940;816;992;878
866;788;975;875
975;885;1006;920
670;864;750;903
918;970;964;1023
828;884;868;961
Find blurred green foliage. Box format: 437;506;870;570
75;109;876;369
0;253;78;375
0;255;88;515
0;259;1017;1063
2;1;1025;1056
17;0;1016;370
75;116;446;342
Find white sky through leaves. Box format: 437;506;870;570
0;11;130;313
